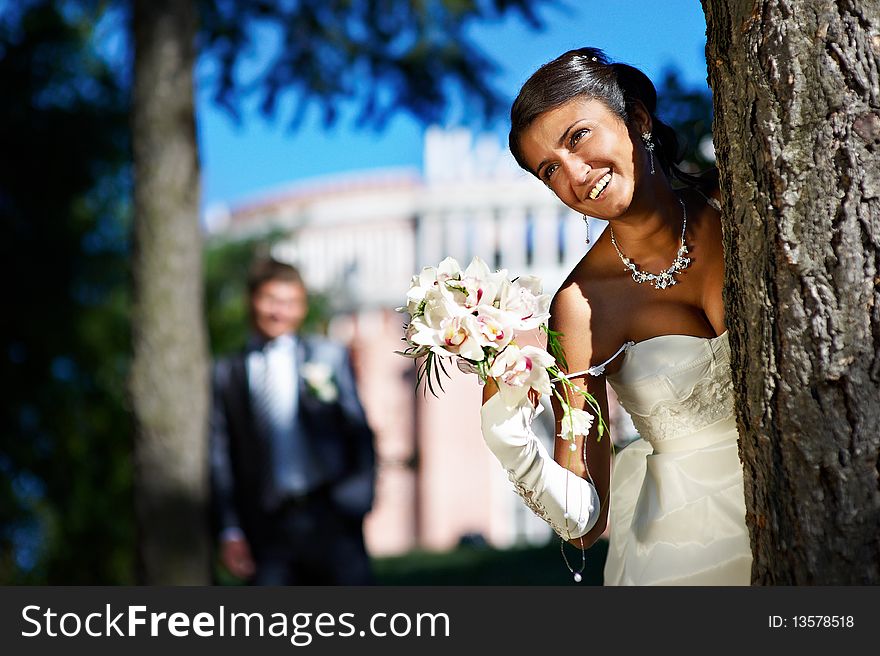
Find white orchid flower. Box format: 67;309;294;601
559;406;596;442
408;298;484;361
461;255;491;283
396;255;605;456
394;323;433;359
458;256;505;308
473;304;516;350
432;256;505;311
418;266;438;288
489;344;556;409
435;314;485;361
498;278;552;330
398;266;443;316
436;257;462;282
514;274;544;297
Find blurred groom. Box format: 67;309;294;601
209;257;376;585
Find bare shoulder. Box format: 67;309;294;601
549;277;591;357
550;280;591;338
549;267;623;375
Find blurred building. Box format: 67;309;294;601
206;127;637;556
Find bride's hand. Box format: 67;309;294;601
481;377;499;405
481;377;540;408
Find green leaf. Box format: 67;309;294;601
425;353;438;398
445;282;467;294
542;324;569;371
433;354;448;394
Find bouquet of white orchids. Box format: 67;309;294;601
396;256;604;445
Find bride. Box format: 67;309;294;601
480;48;753;585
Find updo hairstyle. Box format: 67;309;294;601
509;47;705;188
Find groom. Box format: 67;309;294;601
209;257;376;585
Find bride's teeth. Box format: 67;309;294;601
589;172;612;199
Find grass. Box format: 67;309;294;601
371;538;608;586
214;538;609;586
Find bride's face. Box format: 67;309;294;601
519;96;645;220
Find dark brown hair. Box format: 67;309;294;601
247;257;305;296
509;47;704;187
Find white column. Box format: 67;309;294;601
292;232;310;284
532;206;559;272
417;212;445;268
471;208;497;268
306;230;322;290
390;224;416;302
333;227;355;290
562;210;586;269
357;226;378;303
497;206;527;272
398;223;416;283
445;211;469;264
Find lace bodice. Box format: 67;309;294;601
605;332;735;446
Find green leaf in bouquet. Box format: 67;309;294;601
396;342;427;359
417;351;446;398
542;324;568;371
425;355;438;397
477;358;490;384
436;354;450;383
445;282;467;295
416;354;431;398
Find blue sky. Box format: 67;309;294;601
197;1;711;209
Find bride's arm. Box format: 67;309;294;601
479;284;612;548
548;284;613;548
480;380;602;543
549;370;611;549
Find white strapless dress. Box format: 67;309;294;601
602;332;753;585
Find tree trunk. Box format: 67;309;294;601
131;0;210;584
703;0;880;583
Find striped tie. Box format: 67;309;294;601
251;337;308;507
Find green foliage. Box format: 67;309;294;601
372;538;608;586
656;67;715;172
197;0;547;128
204;237;264;357
204;233;334;357
0;0;133;583
542;324;568;370
414;351;452;398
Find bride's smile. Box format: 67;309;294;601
588;171;613;200
516;96;644;220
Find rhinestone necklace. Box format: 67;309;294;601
610;198;691;290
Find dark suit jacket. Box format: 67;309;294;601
209;334;376;545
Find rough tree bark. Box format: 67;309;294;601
703;0;880;583
131;0;210;583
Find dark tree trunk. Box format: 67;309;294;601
703;0;880;583
131;0;210;584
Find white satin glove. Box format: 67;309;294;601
480;393;600;540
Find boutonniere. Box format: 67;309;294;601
301;362;338;403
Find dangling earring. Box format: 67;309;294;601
582;214;590;245
641;131;655;175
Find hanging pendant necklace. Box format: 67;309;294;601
610;198;691;290
560;536;586;583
